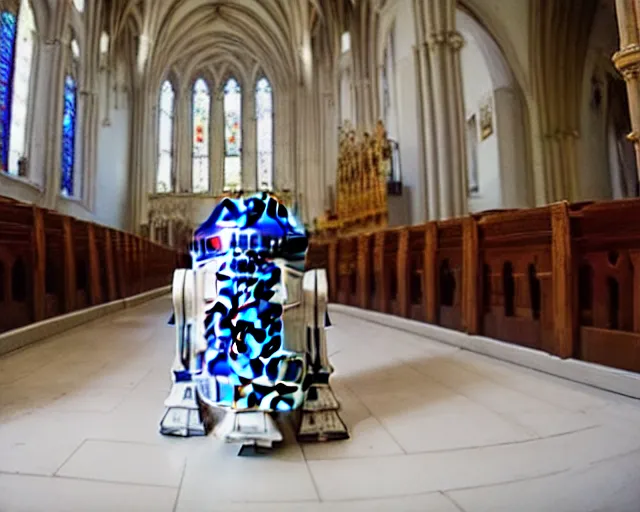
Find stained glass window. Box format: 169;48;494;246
60;75;77;196
192;78;210;193
8;0;35;175
0;11;17;172
157;80;174;193
223;77;242;191
255;77;273;190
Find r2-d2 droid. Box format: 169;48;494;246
160;193;348;454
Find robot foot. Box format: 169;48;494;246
159;406;206;437
216;411;284;454
303;385;340;412
297;409;349;443
159;382;206;437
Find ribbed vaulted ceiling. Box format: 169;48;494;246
102;0;355;89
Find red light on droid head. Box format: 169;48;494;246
206;236;221;251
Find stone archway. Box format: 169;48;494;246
457;7;533;212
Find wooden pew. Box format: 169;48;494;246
475;206;554;352
336;235;358;307
570;199;640;372
437;219;464;332
306;197;640;375
0;196;186;335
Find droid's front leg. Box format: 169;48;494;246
298;269;349;443
304;269;334;383
159;269;206;437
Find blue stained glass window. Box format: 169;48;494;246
255;77;273;191
223;77;242;191
60;75;77;196
0;12;17;172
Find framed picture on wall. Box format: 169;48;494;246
479;99;493;140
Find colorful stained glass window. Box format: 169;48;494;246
0;11;17;173
8;0;35;175
157;80;174;193
223;77;242;191
255;77;273;191
60;75;77;196
192;78;210;193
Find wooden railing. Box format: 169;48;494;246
0;197;189;334
306;199;640;374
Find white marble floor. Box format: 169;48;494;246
1;297;640;512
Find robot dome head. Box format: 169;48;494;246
189;192;308;263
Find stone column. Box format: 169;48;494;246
129;69;159;232
273;86;291;191
29;40;60;201
415;0;467;219
79;88;98;207
41;38;66;210
613;0;640;179
323;89;338;211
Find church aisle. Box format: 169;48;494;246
0;298;639;512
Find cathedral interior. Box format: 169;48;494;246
1;0;640;510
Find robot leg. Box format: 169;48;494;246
298;269;349;443
159;269;206;437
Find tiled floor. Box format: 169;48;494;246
1;297;639;511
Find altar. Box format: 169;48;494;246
314;120;392;239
